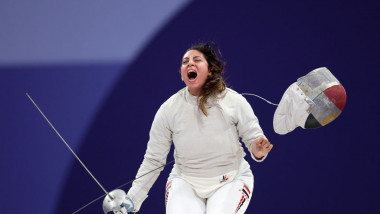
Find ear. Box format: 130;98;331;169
208;66;213;76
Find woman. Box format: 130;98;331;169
116;42;273;214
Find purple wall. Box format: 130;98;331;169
1;0;379;213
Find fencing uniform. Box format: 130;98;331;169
127;87;267;213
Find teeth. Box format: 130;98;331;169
188;70;196;74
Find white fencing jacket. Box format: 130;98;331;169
127;87;266;211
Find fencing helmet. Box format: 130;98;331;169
273;67;347;135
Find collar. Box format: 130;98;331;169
184;87;222;107
184;87;198;105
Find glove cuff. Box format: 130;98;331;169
121;196;135;213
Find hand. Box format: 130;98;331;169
113;207;127;214
251;137;273;159
115;196;134;214
103;189;135;214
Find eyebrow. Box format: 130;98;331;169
183;56;203;60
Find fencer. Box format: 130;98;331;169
103;42;273;214
102;59;346;213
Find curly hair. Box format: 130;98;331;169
185;42;227;116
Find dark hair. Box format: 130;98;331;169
186;42;227;116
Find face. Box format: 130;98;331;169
181;50;211;96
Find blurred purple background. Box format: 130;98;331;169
1;0;379;213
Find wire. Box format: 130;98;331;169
241;93;278;106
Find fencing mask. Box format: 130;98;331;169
273;67;346;135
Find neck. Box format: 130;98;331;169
188;88;201;97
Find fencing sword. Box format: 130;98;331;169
26;93;113;200
26;93;174;213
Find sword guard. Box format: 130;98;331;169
102;189;127;213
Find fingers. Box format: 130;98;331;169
120;207;128;214
257;138;273;152
252;137;273;158
266;143;274;152
113;207;127;214
262;139;269;147
255;137;269;146
254;137;265;145
263;139;272;147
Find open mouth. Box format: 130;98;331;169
188;70;198;80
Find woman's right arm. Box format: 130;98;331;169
126;104;173;212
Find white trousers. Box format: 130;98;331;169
165;160;254;214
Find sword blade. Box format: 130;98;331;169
26;93;113;200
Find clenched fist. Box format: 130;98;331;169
251;137;273;160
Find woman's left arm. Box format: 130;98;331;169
235;94;273;162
